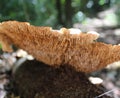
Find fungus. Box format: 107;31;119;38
0;21;120;73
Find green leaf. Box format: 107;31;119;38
99;0;105;5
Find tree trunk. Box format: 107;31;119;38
8;60;111;98
56;0;73;27
64;0;73;27
56;0;64;26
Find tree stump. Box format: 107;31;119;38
10;60;111;98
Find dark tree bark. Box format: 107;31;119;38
56;0;64;26
56;0;73;27
64;0;73;27
9;60;111;98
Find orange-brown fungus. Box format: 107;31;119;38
0;21;120;73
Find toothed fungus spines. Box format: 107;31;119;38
0;21;120;73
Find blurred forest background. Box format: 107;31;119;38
0;0;120;98
0;0;120;28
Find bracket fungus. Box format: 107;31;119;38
0;21;120;73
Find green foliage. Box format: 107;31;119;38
33;0;57;26
99;0;106;5
0;0;57;27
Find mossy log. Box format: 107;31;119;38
10;60;111;98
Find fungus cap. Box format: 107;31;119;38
0;21;120;73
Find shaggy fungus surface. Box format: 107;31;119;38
0;21;120;73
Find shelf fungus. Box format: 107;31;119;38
0;21;120;73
